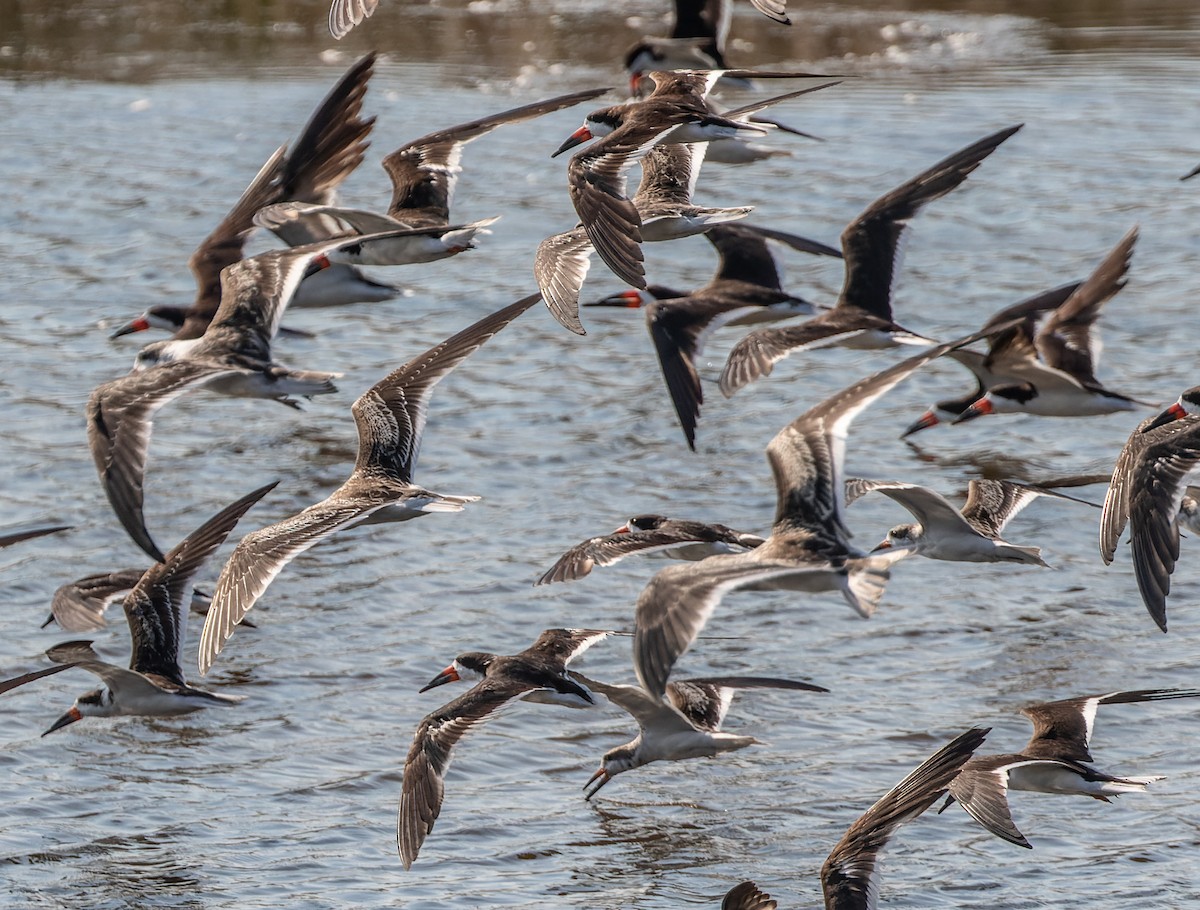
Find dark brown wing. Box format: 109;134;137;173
1022;688;1200;762
722;881;777;910
0;525;71;549
351;294;540;481
838;125;1021;319
517;629;613;668
124;482;275;685
821;728;989;909
87;360;242;563
384;88;610;227
398;680;533;869
1035;226;1136;386
667;676;828;731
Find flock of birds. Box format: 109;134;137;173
4;0;1200;906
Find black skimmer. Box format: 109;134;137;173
1100;389;1200;631
110;53;392;342
631;325;1010;698
585;222;839;447
729;728;989;909
0;524;70;549
551;72;837;292
900;281;1083;437
848;477;1098;565
718;124;1024;397
90;236;395;562
941;689;1200;848
256;87;610;269
536;514;765;585
952;226;1149;423
0;483;274;734
575;673;827;798
196;293;541;675
398;628;614;869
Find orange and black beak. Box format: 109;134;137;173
1144;402;1188;432
109;317;150;339
419;665;460;693
952;398;993;424
901;410;939;438
586;290;644;309
552;126;593;158
583;766;611;800
42;706;82;736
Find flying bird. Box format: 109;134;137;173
197;293;541;675
941;689;1200;848
398;629;614;869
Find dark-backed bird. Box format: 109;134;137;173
398;629;613;869
941;689;1200;848
719;124;1023;397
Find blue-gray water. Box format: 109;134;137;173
2;2;1200;907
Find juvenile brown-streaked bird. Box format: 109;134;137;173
110;53;390;341
848;477;1098;565
1100;388;1200;631
536;513;765;585
576;672;827;798
952;226;1150;423
256;87;611;270
91;236;398;562
0;483;274;734
941;689;1200;848
631;326;1012;698
719;124;1024;397
398;629;614;869
197;293;541;675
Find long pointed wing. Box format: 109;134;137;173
944;755;1033;849
1021;688;1200;761
0;662;80;696
398;680;534;869
719;321;871;397
821;728;990;909
1102;413;1200;630
837;125;1021;320
49;568;145;632
634;551;840;699
534;227;594;336
351;293;540;481
384;88;609;226
518;629;614;668
125;482;276;685
0;524;71;549
198;495;380;676
633;142;708;209
845;479;978;539
766;325;1009;544
569;672;698;735
961;480;1096;538
87;360;245;563
1035;227;1136;384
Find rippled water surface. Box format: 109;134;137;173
2;1;1200;907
